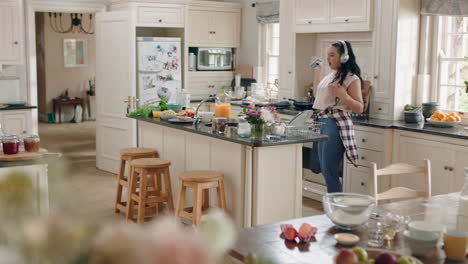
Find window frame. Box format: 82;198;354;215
432;16;468;113
261;23;280;98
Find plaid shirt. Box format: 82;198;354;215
317;108;359;167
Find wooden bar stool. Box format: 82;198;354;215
176;170;227;227
126;158;175;224
114;147;157;214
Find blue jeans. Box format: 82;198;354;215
317;118;345;193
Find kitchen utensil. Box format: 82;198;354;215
334;233;360;246
322;192;376;230
159;114;176;120
167;104;182;112
426;118;461;128
422;102;440;119
404;230;438;257
288;99;314;111
167;118;193;125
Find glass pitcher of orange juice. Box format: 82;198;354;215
214;89;231;119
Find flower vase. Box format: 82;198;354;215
251;123;264;140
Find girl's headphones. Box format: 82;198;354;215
337;40;349;64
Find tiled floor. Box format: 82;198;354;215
40;121;324;224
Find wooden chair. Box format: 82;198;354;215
176;170;227;227
126;158;174;224
115;148;158;214
370;159;431;205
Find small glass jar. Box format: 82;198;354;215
2;134;20;155
24;135;40;152
237;119;251;138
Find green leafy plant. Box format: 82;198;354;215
404;104;420;111
158;99;168;111
128;104;159;117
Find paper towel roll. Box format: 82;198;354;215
235;74;241;87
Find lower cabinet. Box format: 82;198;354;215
392;131;468;196
0;110;33;136
186;72;233;100
343;125;392;195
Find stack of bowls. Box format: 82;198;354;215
404;221;443;257
422;102;440;119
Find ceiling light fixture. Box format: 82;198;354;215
48;12;94;34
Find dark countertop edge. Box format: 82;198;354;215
0;106;37;111
353;119;468;140
129;116;328;147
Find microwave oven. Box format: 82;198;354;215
195;47;233;71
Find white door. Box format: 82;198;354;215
0;1;20;64
294;0;328;25
96;12;137;173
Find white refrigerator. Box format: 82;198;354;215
137;37;181;105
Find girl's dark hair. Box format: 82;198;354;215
331;41;363;87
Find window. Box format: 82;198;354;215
436;16;468;112
263;23;280;98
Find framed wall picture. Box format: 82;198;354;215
63;39;88;67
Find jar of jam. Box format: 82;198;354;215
24;135;40;152
2;134;20;155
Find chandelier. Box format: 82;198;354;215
48;13;94;34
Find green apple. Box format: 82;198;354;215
351;247;368;262
397;256;416;264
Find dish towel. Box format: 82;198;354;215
317;108;359;167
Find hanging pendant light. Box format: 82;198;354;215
48;12;94;34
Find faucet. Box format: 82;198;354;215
193;94;216;127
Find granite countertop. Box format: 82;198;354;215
129;116;328;147
0;105;37;111
353;118;468;140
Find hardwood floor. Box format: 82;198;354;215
39;121;324;224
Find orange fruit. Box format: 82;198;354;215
439;113;448;121
430;116;440;121
434;110;443;115
448;116;457;122
456;116;461;121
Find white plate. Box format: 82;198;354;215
426;118;461;128
334;233;360;246
159;114;176;120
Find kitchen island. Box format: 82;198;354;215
129;116;328;227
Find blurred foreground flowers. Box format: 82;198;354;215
0;158;274;264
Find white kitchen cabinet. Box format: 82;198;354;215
187;6;241;47
186;72;233;100
392;131;468;196
136;4;185;27
370;0;420;120
295;0;328;25
294;0;372;33
0;0;23;65
0;110;32;136
343;125;393;195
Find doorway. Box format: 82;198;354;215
35;11;96;168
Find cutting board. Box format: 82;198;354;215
0;148;48;161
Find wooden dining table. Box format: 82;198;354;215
230;193;467;264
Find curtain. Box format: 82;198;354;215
256;1;280;24
421;0;468;16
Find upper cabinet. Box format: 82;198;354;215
0;0;23;65
187;4;241;47
295;0;328;25
294;0;373;33
136;4;185;27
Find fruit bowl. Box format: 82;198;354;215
322;192;376;230
426;118;461;128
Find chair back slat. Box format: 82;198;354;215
370;159;431;205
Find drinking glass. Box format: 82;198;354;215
367;220;384;247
